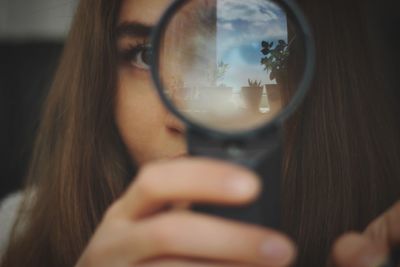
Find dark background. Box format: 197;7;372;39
0;0;76;200
0;1;399;201
0;42;63;200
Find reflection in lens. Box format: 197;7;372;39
158;0;306;132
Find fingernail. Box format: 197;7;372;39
260;238;293;265
228;175;259;196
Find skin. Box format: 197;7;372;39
76;0;400;266
115;0;187;165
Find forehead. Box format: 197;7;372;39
119;0;174;25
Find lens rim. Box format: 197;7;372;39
150;0;315;138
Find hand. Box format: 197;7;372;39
75;158;296;267
333;201;400;267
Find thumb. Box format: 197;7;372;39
333;232;387;267
333;201;400;267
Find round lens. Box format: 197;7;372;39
154;0;309;133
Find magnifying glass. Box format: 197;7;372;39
150;0;315;229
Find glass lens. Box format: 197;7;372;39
157;0;306;132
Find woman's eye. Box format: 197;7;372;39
127;44;152;70
119;43;152;71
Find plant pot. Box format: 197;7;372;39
241;86;263;113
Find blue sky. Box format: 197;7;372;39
216;0;288;90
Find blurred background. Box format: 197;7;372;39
0;0;77;200
0;0;399;201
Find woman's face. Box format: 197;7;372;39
115;0;186;166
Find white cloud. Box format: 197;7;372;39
216;0;287;54
221;22;234;31
217;0;283;25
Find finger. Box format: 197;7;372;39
364;201;400;248
115;158;261;219
333;232;387;267
130;211;296;266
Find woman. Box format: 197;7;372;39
1;0;399;266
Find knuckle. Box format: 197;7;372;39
86;247;104;263
103;201;123;221
386;200;400;229
81;240;112;266
77;251;96;267
79;220;135;265
384;201;400;223
135;164;164;200
147;215;181;252
392;201;400;216
139;162;164;180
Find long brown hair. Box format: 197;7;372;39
282;0;400;266
2;0;400;267
1;0;130;266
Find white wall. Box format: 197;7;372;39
0;0;78;41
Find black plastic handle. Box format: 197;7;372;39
188;127;282;229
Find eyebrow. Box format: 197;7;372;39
116;21;154;38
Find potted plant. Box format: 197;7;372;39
241;79;264;112
260;39;289;84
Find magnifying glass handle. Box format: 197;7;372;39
188;127;282;229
